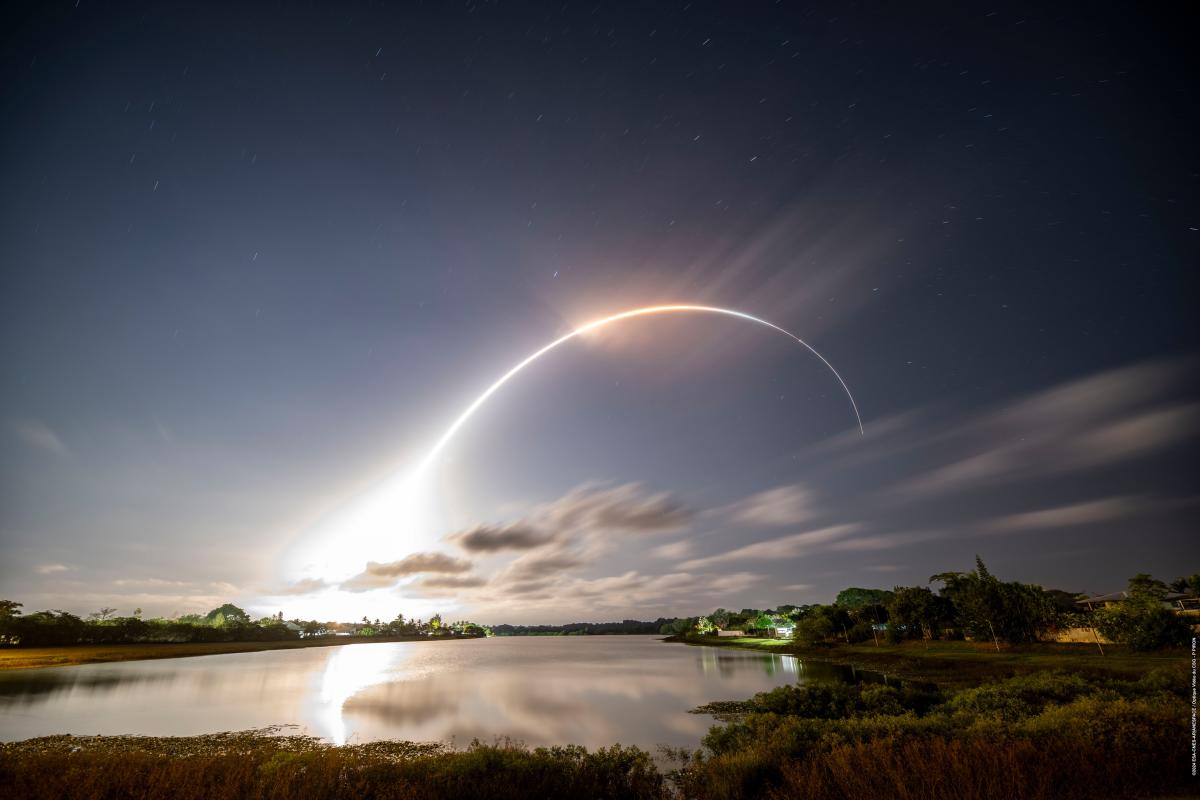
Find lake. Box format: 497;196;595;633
0;636;878;750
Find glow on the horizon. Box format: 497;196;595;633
417;304;862;476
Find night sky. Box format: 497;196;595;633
1;2;1195;623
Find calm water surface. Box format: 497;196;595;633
0;637;876;750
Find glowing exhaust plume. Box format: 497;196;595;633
282;304;861;591
417;304;863;476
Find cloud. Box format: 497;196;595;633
650;540;693;559
113;577;188;588
890;358;1198;498
502;552;586;582
680;524;859;570
826;530;945;551
779;583;813;592
418;574;488;589
439;482;697;600
9;419;68;456
341;552;473;592
539;482;693;533
448;523;557;553
979;496;1146;534
36;563;71;575
717;484;815;527
274;577;330;596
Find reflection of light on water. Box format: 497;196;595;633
696;648;800;679
772;654;799;676
313;645;403;744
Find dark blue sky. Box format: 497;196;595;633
1;1;1195;622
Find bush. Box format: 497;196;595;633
1094;601;1191;651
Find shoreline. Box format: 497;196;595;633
0;634;479;671
665;634;1188;687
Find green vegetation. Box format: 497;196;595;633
674;670;1193;800
684;560;1199;653
492;619;687;636
0;732;662;800
0;601;488;653
1094;573;1193;650
671;636;1186;688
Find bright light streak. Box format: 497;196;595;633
312;643;405;744
281;304;862;591
417;304;863;476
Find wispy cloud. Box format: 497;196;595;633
431;482;697;602
890;358;1198;498
341;553;473;593
113;577;188;588
8;419;68;456
274;577;330;596
826;530;945;552
649;540;693;560
715;483;815;527
418;574;488;590
679;524;859;570
36;563;71;575
978;496;1147;534
448;523;557;553
537;482;694;533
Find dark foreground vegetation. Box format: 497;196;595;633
2;668;1193;800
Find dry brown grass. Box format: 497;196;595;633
0;636;443;671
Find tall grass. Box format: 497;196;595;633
0;737;662;800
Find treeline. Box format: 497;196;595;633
0;603;297;648
491;618;683;636
691;558;1198;651
0;602;488;648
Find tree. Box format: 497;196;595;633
0;600;23;644
1167;574;1200;596
793;612;835;644
1127;573;1168;599
834;588;894;609
888;586;953;640
931;557;1056;646
1096;573;1192;650
88;607;118;621
660;617;695;635
205;604;250;626
709;608;731;629
429;613;442;631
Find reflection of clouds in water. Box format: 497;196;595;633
340;645;807;750
0;669;181;706
0;638;870;750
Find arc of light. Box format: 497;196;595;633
415;304;863;478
